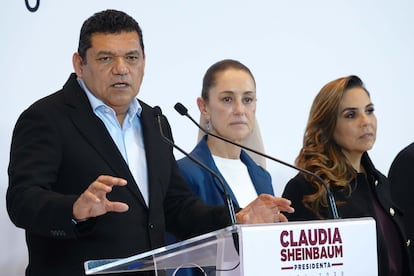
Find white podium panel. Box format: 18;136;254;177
239;217;377;275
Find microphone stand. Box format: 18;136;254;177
153;106;238;226
174;102;340;220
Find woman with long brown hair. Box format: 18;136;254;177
282;75;412;276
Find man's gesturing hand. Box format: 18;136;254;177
73;175;129;221
236;194;294;224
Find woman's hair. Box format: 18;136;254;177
296;75;370;218
201;59;256;101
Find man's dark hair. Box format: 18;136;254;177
77;9;145;61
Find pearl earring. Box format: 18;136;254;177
206;120;211;131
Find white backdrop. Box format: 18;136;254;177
1;1;413;274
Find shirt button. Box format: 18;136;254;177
149;223;154;229
389;208;395;216
374;180;378;186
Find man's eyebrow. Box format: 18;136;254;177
95;50;141;56
125;50;141;55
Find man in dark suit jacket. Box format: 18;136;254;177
389;142;414;267
6;9;293;276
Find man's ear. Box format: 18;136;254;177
72;52;83;78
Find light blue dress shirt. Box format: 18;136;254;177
78;78;149;205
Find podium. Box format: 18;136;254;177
85;217;378;275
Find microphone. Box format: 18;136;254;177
153;106;238;226
174;102;340;220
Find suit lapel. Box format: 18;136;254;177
241;151;268;195
194;139;239;207
139;103;164;207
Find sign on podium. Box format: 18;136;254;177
85;217;377;275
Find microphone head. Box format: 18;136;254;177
174;102;188;116
153;106;162;117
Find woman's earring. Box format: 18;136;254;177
206;120;211;131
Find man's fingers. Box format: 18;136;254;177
278;205;295;213
271;196;294;213
83;189;102;203
273;197;292;206
108;202;129;213
88;176;128;199
236;194;295;224
73;176;128;220
96;175;127;187
276;213;288;222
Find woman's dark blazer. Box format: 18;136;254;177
177;135;274;208
282;152;413;276
6;73;232;276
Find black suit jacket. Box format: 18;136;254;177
7;74;232;276
389;142;414;267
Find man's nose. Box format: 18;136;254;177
112;57;129;75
